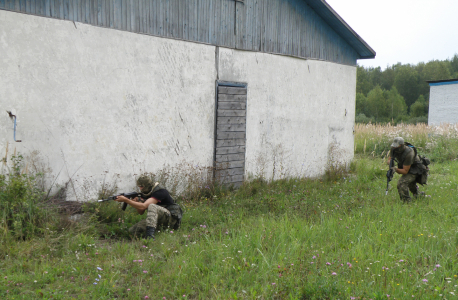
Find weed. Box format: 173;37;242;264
0;154;52;239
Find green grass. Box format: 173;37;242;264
1;156;458;299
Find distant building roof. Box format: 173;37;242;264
427;79;458;86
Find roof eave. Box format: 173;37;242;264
304;0;376;59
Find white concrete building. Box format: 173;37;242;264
0;0;375;200
428;79;458;126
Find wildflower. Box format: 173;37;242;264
422;279;428;283
97;267;103;271
98;274;101;278
312;256;316;259
170;231;174;233
332;272;337;275
387;295;390;298
399;259;404;262
93;282;97;285
143;270;148;274
145;297;149;299
271;283;276;285
127;289;131;291
436;264;441;267
142;245;146;248
326;262;331;265
133;260;137;262
34;280;37;283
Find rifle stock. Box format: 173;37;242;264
386;157;395;195
98;191;141;211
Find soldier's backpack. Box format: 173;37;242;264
405;142;430;185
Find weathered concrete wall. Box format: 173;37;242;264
1;10;356;200
428;83;458;125
217;48;356;179
0;10;217;200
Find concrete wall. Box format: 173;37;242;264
428;82;458;125
218;48;356;178
0;10;217;200
1;10;356;200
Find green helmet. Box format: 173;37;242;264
136;175;153;195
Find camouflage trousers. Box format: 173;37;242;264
397;173;419;202
129;204;173;236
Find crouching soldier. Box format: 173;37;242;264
115;175;183;240
387;137;426;202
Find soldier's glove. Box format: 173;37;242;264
391;167;397;173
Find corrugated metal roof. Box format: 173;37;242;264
304;0;376;59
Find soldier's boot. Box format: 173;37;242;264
145;226;156;240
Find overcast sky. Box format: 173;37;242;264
325;0;458;70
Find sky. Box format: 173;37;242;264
325;0;458;70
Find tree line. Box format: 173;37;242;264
355;54;458;124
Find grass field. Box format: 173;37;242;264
1;124;458;299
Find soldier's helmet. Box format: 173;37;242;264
391;137;404;148
136;175;153;194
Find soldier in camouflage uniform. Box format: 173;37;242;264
115;175;183;240
387;137;425;202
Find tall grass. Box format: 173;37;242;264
355;123;458;162
0;154;57;240
1;124;458;299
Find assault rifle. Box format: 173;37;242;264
386;157;395;195
98;192;142;211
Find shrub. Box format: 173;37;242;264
0;155;56;239
355;113;373;124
